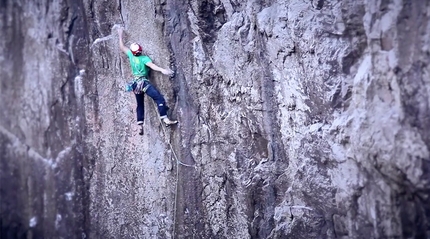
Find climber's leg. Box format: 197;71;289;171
145;83;178;126
135;93;145;135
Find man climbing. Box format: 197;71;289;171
118;28;178;135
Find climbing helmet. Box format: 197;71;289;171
130;43;142;56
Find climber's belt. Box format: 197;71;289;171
134;76;148;81
132;76;150;94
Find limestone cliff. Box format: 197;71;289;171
1;0;429;238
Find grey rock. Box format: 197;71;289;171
1;0;429;239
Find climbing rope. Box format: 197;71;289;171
151;102;195;168
150;101;195;239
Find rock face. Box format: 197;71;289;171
0;1;92;238
1;0;429;238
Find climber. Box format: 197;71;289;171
117;28;178;135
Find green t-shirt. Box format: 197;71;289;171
126;50;152;77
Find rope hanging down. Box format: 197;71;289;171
151;101;195;239
151;101;195;168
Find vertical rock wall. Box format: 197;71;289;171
1;0;429;238
0;0;92;238
164;0;430;238
84;0;178;238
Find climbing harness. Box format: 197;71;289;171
134;77;150;94
125;76;150;94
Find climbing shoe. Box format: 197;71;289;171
162;118;178;127
138;125;144;135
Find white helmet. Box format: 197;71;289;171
130;43;142;56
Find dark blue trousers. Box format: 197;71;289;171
135;81;169;124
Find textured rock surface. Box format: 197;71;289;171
0;1;92;238
1;0;430;238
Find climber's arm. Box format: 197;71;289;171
146;62;174;76
117;28;129;54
